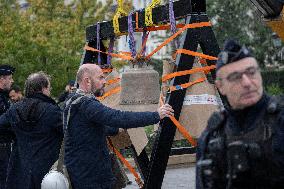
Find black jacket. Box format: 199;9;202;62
196;94;284;189
0;93;63;189
0;89;14;143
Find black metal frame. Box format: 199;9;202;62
83;0;220;188
143;14;220;188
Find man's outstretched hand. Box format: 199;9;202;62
157;104;174;119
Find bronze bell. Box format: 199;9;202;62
101;65;160;155
119;65;160;107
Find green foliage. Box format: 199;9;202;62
0;0;114;97
266;83;283;95
207;0;284;67
262;70;284;95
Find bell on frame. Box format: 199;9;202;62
101;63;160;155
119;64;160;109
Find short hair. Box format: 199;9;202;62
10;85;22;93
24;71;51;97
76;66;93;83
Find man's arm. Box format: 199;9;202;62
84;99;161;129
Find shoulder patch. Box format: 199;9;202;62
267;95;284;114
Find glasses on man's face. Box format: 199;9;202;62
223;66;260;83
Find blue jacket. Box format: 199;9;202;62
0;93;63;189
64;94;160;189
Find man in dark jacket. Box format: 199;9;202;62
58;80;75;104
0;65;15;189
64;64;174;189
196;39;284;189
0;71;63;189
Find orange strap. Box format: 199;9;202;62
159;95;197;147
199;58;208;65
106;77;121;86
102;68;113;73
162;65;216;82
108;138;144;188
84;46;134;61
169;77;206;92
97;86;121;101
173;49;218;61
146;22;211;59
119;51;132;56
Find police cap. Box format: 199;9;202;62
0;65;15;76
216;39;253;70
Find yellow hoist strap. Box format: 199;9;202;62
145;0;161;26
113;0;128;35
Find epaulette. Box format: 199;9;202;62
267;95;284;114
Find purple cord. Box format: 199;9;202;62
169;0;179;48
96;23;101;65
107;37;114;66
128;12;137;58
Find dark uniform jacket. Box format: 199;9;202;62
0;93;63;189
196;94;284;189
0;89;14;143
64;93;160;189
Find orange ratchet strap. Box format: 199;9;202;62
84;46;134;61
169;77;206;92
162;65;216;82
173;49;218;61
106;77;121;86
108;138;144;188
146;22;211;59
102;68;113;73
97;86;121;101
160;95;197;147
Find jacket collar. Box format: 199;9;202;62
27;93;56;105
76;89;95;98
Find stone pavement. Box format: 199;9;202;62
125;165;195;189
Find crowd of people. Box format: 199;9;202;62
0;38;283;189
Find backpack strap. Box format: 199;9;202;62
57;94;88;172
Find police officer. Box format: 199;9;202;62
0;65;15;189
196;39;284;189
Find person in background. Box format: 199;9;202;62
9;84;23;103
58;80;75;104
